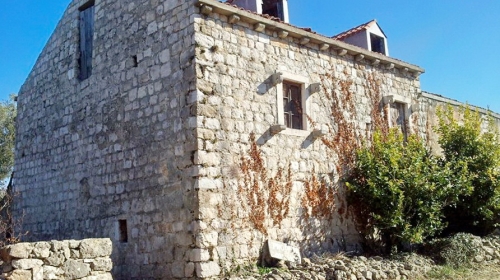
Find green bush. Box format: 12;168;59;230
346;128;455;253
0;95;16;182
437;106;500;235
422;233;482;268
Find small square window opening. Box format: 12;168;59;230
370;33;386;55
118;219;128;243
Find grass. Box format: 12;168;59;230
257;266;273;275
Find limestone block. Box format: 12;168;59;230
190;249;210;262
71;249;81;259
81;273;113;280
89;257;113;272
43;265;63;280
195;151;220;166
51;240;70;259
195;232;218;248
262;240;301;267
80;239;112;258
4;269;32;280
171;261;185;278
32;266;43;280
68;240;81;249
11;259;43;270
195;261;221;278
8;243;34;259
63;260;91;279
185;262;195;278
198;104;217;118
45;252;66;267
196;178;218;190
32;242;51;258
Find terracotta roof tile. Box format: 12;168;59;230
217;2;414;63
332;19;377;40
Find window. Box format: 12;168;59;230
275;72;311;135
79;1;95;80
370;33;386;55
262;0;285;21
118;219;128;243
390;102;408;139
384;95;411;140
283;81;303;130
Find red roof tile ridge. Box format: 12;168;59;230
332;19;377;40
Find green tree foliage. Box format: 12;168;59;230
0;95;16;182
346;128;455;253
437;105;500;235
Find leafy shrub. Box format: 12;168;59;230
0;95;16;182
346;128;455;254
422;233;482;268
437;106;500;235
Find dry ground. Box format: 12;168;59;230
426;263;500;279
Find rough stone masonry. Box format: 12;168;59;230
0;238;112;280
12;0;500;279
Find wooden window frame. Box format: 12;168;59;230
383;95;412;139
283;81;303;130
276;72;311;136
79;1;95;80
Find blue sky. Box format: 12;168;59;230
1;0;499;112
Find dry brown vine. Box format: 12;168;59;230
236;133;293;234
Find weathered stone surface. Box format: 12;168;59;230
63;260;91;279
43;265;63;280
11;0;500;277
80;239;112;259
32;242;51;258
3;238;113;279
265;240;301;264
80;273;113;280
45;252;66;267
11;258;43;270
8;243;33;259
185;262;195;278
4;269;32;280
32;266;43;280
89;257;113;272
196;261;221;278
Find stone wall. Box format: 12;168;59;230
13;0;500;279
0;239;112;280
417;91;500;154
191;2;500;276
13;0;199;278
192;4;422;274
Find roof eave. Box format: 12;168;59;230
196;0;425;76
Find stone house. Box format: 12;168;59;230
12;0;500;279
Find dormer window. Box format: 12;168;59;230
370;33;386;55
262;0;285;21
333;20;389;56
228;0;289;23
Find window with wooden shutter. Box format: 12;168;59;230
283;81;303;130
390;102;408;140
79;2;95;80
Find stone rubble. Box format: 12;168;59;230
227;235;500;280
0;239;112;280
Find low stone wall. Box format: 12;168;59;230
0;238;112;280
228;234;500;279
